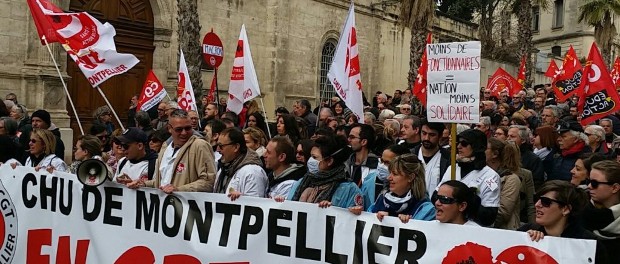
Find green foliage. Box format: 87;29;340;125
437;0;479;21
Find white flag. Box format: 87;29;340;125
35;1;139;87
327;3;363;123
177;50;198;112
227;24;261;114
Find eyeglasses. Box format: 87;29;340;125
432;194;458;205
589;179;616;189
535;195;566;207
347;135;361;140
216;142;236;149
171;126;192;133
457;140;470;147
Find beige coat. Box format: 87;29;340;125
145;135;216;192
495;173;521;230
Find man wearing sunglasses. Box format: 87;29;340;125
128;109;216;193
113;128;158;183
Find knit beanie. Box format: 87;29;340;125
31;110;51;127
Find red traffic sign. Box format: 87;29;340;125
202;30;223;68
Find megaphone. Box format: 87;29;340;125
76;159;110;187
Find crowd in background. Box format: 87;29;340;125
0;85;618;263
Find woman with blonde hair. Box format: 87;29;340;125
242;127;267;157
486;138;522;230
383;119;400;144
368;153;435;223
23;128;67;172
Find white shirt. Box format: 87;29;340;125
25;154;68;172
438;165;500;207
418;148;442;194
216;164;268;197
114;157;149;181
159;144;179;187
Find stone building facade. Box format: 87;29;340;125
0;0;547;160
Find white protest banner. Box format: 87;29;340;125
426;41;481;124
0;164;595;263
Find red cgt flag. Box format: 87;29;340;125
26;0;63;45
553;46;583;101
577;43;620;126
516;56;526;89
137;70;166;112
610;57;620;88
487;67;520;98
412;32;432;106
545;60;559;78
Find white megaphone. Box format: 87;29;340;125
76;159;110;187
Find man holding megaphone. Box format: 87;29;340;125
113;128;158;183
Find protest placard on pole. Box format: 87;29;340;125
426;41;481;124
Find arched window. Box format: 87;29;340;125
319;39;338;105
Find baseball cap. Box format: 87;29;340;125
556;120;583;134
115;128;148;144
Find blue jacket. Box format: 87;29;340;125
545;146;590;182
287;180;363;208
368;194;436;221
360;171;385;211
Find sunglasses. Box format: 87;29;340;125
172;126;192;133
119;143;130;150
589;179;616;189
30;139;38;144
457;140;470;147
535;195;566;207
97;135;108;140
296;151;304;156
432;194;458;205
216;142;236;149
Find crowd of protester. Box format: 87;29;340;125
0;86;619;263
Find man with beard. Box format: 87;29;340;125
414;121;449;193
214;127;268;199
399;115;421;150
345;123;381;209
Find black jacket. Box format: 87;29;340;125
519;145;544;190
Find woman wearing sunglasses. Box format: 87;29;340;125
21;128;67;172
518;180;609;263
582;160;620;262
434;180;481;226
438;129;500;227
287;135;362;208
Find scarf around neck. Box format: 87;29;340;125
291;164;347;203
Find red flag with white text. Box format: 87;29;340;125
610;57;620;89
487;68;520;98
29;0;139;87
177;50;198;112
413;33;431;106
136;70;166;112
26;0;63;45
545;60;559;78
553;46;583;101
577;43;620;126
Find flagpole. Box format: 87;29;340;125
258;97;272;139
215;67;220;107
41;36;84;135
96;86;125;131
